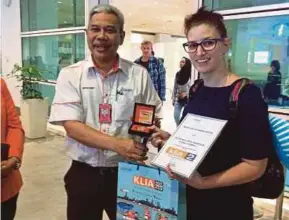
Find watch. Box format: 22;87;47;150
9;157;21;170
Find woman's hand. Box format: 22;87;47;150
166;165;207;189
1;158;17;178
178;92;187;99
149;125;171;148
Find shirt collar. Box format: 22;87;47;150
86;54;127;76
139;56;154;63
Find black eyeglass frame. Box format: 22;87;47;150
183;38;225;53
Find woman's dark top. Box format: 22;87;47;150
264;71;281;100
182;79;273;220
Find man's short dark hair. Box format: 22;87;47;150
184;6;227;38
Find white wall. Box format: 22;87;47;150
1;0;22;106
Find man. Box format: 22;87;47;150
49;4;162;220
135;41;166;102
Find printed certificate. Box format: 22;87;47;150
151;114;227;179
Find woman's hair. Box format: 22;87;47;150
184;6;227;38
270;60;280;71
177;57;191;85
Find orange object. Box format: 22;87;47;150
1;78;24;202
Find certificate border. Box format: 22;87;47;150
151;113;227;179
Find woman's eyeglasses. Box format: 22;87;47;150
183;38;225;53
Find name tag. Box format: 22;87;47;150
99;104;112;123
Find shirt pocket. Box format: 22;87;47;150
113;90;135;121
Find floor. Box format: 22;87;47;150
13;101;289;220
13;132;289;220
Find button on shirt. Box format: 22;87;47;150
49;56;162;167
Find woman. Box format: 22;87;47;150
263;60;282;103
1;78;24;220
150;7;271;220
172;57;191;125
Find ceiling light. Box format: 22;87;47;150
131;33;143;43
278;24;284;36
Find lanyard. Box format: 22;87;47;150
94;69;120;136
95;70;120;104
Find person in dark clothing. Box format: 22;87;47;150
263;60;282;102
149;7;272;220
172;57;191;125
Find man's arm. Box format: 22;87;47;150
158;62;166;101
63;121;145;161
49;68;146;161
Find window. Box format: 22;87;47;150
37;84;56;106
225;15;289;108
22;33;85;80
21;0;85;32
204;0;289;10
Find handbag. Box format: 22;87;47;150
230;78;284;199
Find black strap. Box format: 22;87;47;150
188;78;252;117
228;78;252;118
188;79;204;100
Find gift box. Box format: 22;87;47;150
129;103;156;137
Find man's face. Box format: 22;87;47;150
141;44;152;57
86;12;125;62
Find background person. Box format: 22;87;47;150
172;57;191;125
135;41;166;102
1;78;24;220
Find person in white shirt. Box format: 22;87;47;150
49;4;162;220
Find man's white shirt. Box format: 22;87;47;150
49;56;162;167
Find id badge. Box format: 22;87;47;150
99;104;112;123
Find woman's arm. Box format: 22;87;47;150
168;84;271;190
1;79;24;161
190;159;267;189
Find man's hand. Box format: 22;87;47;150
149;125;170;148
154;118;161;128
115;139;148;162
1;158;17;178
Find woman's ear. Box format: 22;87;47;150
223;37;231;47
222;37;231;54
